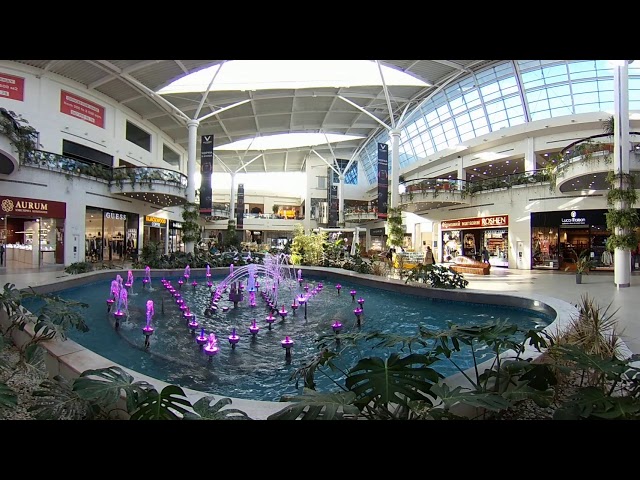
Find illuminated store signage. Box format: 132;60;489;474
105;211;127;220
441;215;509;231
370;228;386;236
561;210;586;225
145;215;167;228
169;221;182;229
0;196;66;218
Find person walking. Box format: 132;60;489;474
0;243;4;266
423;246;434;265
482;247;490;264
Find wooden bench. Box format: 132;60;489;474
449;256;491;275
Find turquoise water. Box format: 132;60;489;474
25;274;551;402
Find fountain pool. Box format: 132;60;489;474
23;269;554;402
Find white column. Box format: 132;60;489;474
164;222;169;255
457;155;466;182
185;120;199;254
613;61;631;288
338;173;345;227
525;137;536;172
390;129;401;209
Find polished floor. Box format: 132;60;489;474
1;262;639;356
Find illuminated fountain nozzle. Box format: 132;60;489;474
350;289;357;301
281;336;294;360
113;310;125;329
278;305;288;320
354;307;363;326
249;319;260;337
266;314;276;330
196;328;208;346
203;333;219;360
336;283;342;294
228;328;240;349
357;297;365;308
332;320;343;334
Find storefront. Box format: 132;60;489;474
85;207;139;263
143;215;167;250
0;195;66;268
530;209;636;271
370;227;387;252
440;214;509;268
169;220;184;253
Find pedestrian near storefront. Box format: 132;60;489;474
423;246;434;265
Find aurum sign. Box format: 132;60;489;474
0;196;66;218
441;215;509;231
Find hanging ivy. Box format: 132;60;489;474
0;108;39;161
604;172;639;251
387;207;404;248
181;202;201;243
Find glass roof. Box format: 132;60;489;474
157;60;428;94
214;132;363;151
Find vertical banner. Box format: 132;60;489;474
236;183;245;230
377;142;389;219
327;167;338;227
199;134;214;215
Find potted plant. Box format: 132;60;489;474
568;252;594;284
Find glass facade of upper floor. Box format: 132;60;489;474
359;60;640;184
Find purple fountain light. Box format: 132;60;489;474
265;313;276;329
184;265;191;282
281;336;294;360
278;304;288;320
350;289;357;301
196;328;208;346
354;306;363;326
228;328;240;349
357;297;365;308
125;270;134;290
143;266;151;289
336;283;342;294
203;333;219;359
188;312;199;332
332;319;343;334
249;319;260;336
142;300;155;348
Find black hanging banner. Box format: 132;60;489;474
199;134;214;215
377;142;388;219
236;183;245;230
327;167;338;227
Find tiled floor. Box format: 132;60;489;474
1;263;639;354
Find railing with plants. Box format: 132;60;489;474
555;132;640;179
20;150;188;191
399;169;554;204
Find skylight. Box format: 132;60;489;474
215;132;363;151
157;60;429;95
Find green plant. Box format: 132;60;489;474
386;207;403;250
64;261;93;274
181;202;201;243
567;252;595;275
604;172;639;251
0;108;39;162
272;204;279;215
405;264;469;289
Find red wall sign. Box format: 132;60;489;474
60;90;105;128
441;215;509;231
0;196;66;218
0;72;25;101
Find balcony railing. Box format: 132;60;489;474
22;150;188;190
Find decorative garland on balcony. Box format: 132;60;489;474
0;108;39;161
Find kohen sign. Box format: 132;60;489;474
441;215;509;231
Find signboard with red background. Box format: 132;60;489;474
0;72;25;101
0;196;66;218
60;90;105;128
441;215;508;231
